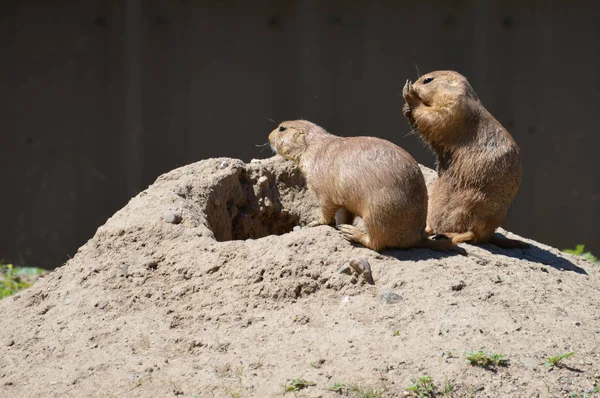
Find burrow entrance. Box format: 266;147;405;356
204;162;318;242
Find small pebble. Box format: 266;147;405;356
293;226;302;232
348;260;364;275
5;339;14;347
337;265;352;275
164;212;182;224
220;161;229;169
380;291;402;304
520;357;537;369
250;158;261;163
349;258;374;284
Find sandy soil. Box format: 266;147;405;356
0;156;598;398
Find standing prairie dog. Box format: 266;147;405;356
268;119;454;251
402;70;527;249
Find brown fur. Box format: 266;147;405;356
402;70;527;248
268;119;454;251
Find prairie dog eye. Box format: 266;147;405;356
279;126;287;132
423;77;434;84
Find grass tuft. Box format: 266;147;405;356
465;351;508;368
563;245;600;265
328;382;346;394
545;351;575;369
406;376;455;397
1;263;46;299
406;376;436;397
284;378;316;393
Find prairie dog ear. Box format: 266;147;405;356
293;129;308;154
293;129;305;140
448;76;459;86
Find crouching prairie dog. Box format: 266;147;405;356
402;70;527;249
268;119;455;252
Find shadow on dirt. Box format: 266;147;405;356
478;233;588;275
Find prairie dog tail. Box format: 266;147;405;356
414;233;456;251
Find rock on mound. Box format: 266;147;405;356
1;156;598;398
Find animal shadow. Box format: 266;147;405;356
478;233;588;275
382;243;467;262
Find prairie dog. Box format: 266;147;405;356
269;119;454;251
402;70;527;249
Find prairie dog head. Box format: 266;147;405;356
268;120;327;163
403;70;477;110
403;71;480;144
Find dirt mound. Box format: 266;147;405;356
1;156;598;398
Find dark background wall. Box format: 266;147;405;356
1;0;598;269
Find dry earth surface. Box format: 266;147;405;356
1;156;598;398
